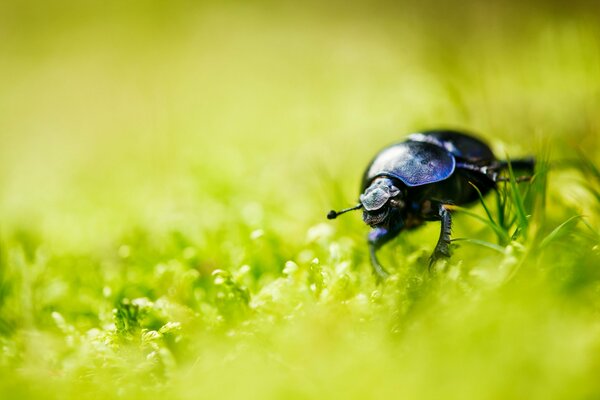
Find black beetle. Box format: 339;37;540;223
327;129;534;280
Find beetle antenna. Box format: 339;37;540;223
327;203;363;219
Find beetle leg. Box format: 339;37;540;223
367;226;401;282
458;159;535;183
456;161;499;182
429;204;452;270
497;157;536;171
489;158;535;183
495;175;533;183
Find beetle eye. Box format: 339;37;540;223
389;198;405;209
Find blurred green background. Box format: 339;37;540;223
1;1;600;399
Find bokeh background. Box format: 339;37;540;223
1;1;600;399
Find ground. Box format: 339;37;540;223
1;1;600;399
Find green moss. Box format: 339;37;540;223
1;1;600;398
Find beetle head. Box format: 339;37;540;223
360;177;403;226
326;177;403;224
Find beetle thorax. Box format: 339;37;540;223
360;177;403;226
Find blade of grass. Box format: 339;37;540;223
510;226;521;241
469;181;507;245
450;205;511;244
576;148;600;182
469;181;497;225
538;215;584;249
506;155;529;237
530;152;549;228
452;237;505;254
495;187;506;231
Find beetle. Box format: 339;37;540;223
327;129;534;280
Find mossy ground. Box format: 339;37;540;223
1;1;600;399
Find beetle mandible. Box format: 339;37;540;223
327;129;534;280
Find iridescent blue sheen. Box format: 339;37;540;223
363;141;456;188
407;130;495;161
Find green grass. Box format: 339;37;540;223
1;1;600;399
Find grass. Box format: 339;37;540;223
1;1;600;399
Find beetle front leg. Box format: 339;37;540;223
429;204;453;269
367;227;401;282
